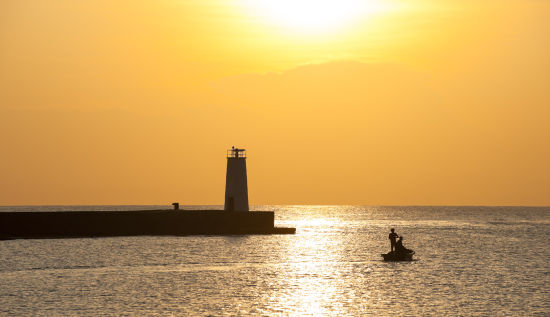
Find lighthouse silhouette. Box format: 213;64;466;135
224;146;249;211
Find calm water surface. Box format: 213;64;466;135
1;205;549;316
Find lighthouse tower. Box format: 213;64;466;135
224;146;249;211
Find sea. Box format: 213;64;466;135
0;205;549;316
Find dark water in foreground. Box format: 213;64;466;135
1;206;549;316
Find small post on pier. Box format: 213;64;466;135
172;202;179;210
224;146;249;211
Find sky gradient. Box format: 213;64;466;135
1;0;549;205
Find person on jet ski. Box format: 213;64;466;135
389;228;399;252
395;236;413;254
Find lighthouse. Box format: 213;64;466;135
224;146;249;211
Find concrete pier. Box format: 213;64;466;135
1;148;297;239
0;210;295;239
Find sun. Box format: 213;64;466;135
243;0;387;34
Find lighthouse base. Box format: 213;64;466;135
0;210;296;239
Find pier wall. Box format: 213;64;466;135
0;210;289;239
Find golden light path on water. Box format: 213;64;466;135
247;206;380;314
275;216;342;315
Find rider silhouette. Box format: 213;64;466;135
389;228;399;252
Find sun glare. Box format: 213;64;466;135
243;0;388;34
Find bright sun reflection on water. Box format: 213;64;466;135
268;206;371;315
289;233;339;314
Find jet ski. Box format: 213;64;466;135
381;250;415;261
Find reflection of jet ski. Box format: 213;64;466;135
381;250;415;261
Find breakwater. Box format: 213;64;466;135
0;210;295;239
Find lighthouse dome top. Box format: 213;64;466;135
227;146;246;158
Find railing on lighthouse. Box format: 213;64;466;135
226;148;247;159
224;147;249;211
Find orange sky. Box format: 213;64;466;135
1;0;549;205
